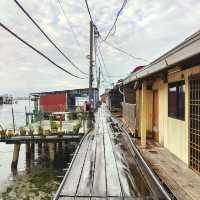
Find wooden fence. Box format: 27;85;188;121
122;103;136;133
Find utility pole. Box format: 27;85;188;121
97;67;101;89
89;20;94;103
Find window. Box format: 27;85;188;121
168;81;185;120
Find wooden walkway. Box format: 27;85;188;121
136;140;200;200
0;134;82;144
55;106;169;200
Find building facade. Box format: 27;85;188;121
123;30;200;174
31;88;99;113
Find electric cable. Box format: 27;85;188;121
56;0;82;50
102;40;149;63
0;22;84;79
14;0;88;76
103;0;128;41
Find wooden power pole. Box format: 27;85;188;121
89;20;94;103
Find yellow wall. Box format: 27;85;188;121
138;65;200;165
152;80;167;146
136;85;153;138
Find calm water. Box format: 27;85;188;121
0;100;78;199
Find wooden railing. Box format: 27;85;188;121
122;102;136;133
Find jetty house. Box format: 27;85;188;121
106;80;124;112
31;88;99;113
0;94;13;104
106;30;200;175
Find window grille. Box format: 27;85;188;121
189;75;200;174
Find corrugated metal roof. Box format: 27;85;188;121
124;29;200;85
31;88;98;96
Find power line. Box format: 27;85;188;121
102;40;149;63
96;52;110;84
97;43;111;78
103;0;128;41
14;0;88;76
84;0;94;23
97;40;136;79
103;74;128;78
56;0;82;49
0;22;84;79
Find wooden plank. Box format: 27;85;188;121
91;132;107;197
59;198;90;200
104;116;143;198
60;134;91;196
76;133;96;196
138;142;200;200
104;130;122;197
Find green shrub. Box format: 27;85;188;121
73;121;81;134
51;121;59;130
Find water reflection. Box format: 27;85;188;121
0;100;79;199
0;141;78;200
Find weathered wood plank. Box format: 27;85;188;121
76;133;96;196
60;134;91;196
104;130;122;197
137;142;200;200
91;132;107;197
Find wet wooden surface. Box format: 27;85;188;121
57;106;166;200
136;140;200;200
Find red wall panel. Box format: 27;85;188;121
40;93;67;112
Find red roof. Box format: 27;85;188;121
132;66;145;73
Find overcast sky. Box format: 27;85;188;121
0;0;200;96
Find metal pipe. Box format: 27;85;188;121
117;119;172;200
105;105;172;199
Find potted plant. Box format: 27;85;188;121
51;121;59;134
44;129;51;136
19;127;26;136
73;121;81;134
0;129;6;139
38;126;44;136
28;125;34;137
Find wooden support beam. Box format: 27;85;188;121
140;81;147;147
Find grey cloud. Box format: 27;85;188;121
0;0;200;96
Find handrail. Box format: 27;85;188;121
113;116;172;200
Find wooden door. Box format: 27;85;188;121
153;90;159;142
189;74;200;174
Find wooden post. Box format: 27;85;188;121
31;142;35;160
11;107;15;133
26;142;31;169
48;143;56;162
25;106;28;125
11;143;20;169
26;142;31;160
141;81;147;147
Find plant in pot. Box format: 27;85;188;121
0;129;7;139
38;126;44;136
51;121;59;134
73;121;81;134
0;124;6;138
19;127;27;136
28;125;34;137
